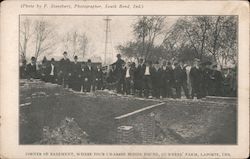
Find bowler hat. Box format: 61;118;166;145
31;56;36;61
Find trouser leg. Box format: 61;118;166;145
182;82;190;98
175;83;181;98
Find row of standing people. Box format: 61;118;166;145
112;54;237;99
20;52;104;92
20;52;237;98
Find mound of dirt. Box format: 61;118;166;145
38;117;89;144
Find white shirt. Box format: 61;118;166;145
162;66;167;70
50;64;54;76
186;65;191;73
145;66;150;75
186;65;191;84
125;68;130;78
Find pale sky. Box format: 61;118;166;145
21;16;178;64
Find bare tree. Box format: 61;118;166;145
176;16;211;60
33;19;56;59
162;16;237;67
133;16;166;59
162;22;188;59
205;16;237;67
78;33;88;59
19;18;33;62
62;30;89;59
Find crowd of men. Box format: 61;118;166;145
20;51;237;99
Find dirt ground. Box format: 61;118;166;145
154;100;236;144
20;89;159;144
20;80;237;145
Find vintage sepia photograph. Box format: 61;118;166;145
19;15;238;145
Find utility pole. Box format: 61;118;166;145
104;16;111;65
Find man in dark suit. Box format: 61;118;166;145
70;56;82;91
83;59;94;92
59;51;71;88
81;63;86;92
40;56;49;82
95;65;104;90
222;68;232;97
210;64;223;96
160;61;173;98
166;61;174;98
200;62;212;97
124;62;136;95
151;61;162;98
143;60;153;98
113;54;125;94
26;56;38;79
190;58;202;99
46;58;57;83
134;59;145;97
20;59;27;79
173;61;189;99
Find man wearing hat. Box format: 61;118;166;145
190;58;202;99
222;67;233;97
95;64;104;90
152;61;163;98
113;54;125;94
135;58;146;97
26;56;38;79
40;56;49;82
210;64;223;96
143;60;153;98
159;60;168;98
166;61;174;98
59;51;71;88
173;61;189;99
83;59;94;92
20;59;27;79
46;58;57;83
70;56;82;91
200;61;212;97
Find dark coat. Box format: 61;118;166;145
174;66;187;83
151;67;162;87
160;66;174;85
114;59;125;71
71;62;82;77
113;59;125;79
190;66;202;85
59;58;71;75
135;64;146;80
202;68;212;82
20;65;27;79
211;70;223;85
83;65;95;80
95;68;103;81
26;63;38;79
